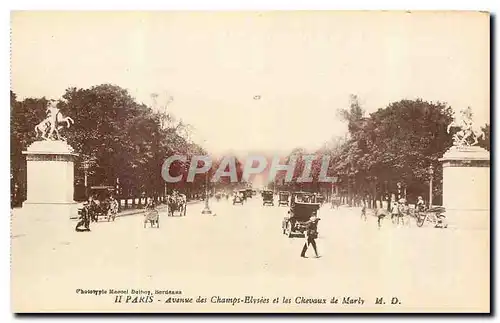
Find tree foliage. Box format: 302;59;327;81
10;85;207;204
279;98;464;205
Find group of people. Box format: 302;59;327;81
372;195;427;228
75;195;119;232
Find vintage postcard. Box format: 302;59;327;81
10;11;490;313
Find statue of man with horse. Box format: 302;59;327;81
34;101;75;141
446;106;485;147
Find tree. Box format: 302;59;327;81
280;97;456;206
11;84;205;204
334;98;454;204
337;94;365;136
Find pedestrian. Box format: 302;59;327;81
75;202;91;232
416;196;425;212
391;201;399;224
375;205;387;228
145;197;156;210
301;216;321;258
361;200;367;221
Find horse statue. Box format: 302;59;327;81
446;107;485;147
35;102;75;141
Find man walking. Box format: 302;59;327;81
300;216;321;258
75;202;91;232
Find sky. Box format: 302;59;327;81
11;11;490;155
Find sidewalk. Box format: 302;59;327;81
115;199;203;218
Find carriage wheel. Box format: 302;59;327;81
416;214;426;227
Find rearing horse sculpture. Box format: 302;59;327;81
446;107;485;147
34;103;74;140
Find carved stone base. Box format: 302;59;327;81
439;146;490;229
22;140;79;219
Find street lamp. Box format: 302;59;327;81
200;141;215;216
201;170;214;215
82;160;90;199
428;165;434;208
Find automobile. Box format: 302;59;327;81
278;191;290;206
233;190;246;205
282;196;320;238
262;190;274;206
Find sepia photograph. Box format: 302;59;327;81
10;10;490;313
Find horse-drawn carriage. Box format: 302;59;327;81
278;191;290;206
415;206;448;228
330;196;341;209
262;190;274;206
282;197;320;238
245;189;253;199
233;190;246;205
80;186;118;222
167;194;187;216
144;209;160;228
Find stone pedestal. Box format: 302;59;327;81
22;140;79;220
439;146;490;230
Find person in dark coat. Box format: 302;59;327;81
75;202;91;232
300;216;320;258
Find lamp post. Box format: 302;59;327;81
201;140;214;215
428;165;434;208
201;170;214;215
82;160;90;199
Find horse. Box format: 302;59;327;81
89;199;110;222
35;110;75;140
107;198;119;221
330;197;341;209
35;120;51;140
390;203;410;227
447;119;485;146
375;207;389;229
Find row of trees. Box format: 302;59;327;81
11;85;214;205
11;85;490;207
274;95;490;206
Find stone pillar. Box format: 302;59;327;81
22;140;79;220
439;146;490;229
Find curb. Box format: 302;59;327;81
114;200;202;218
